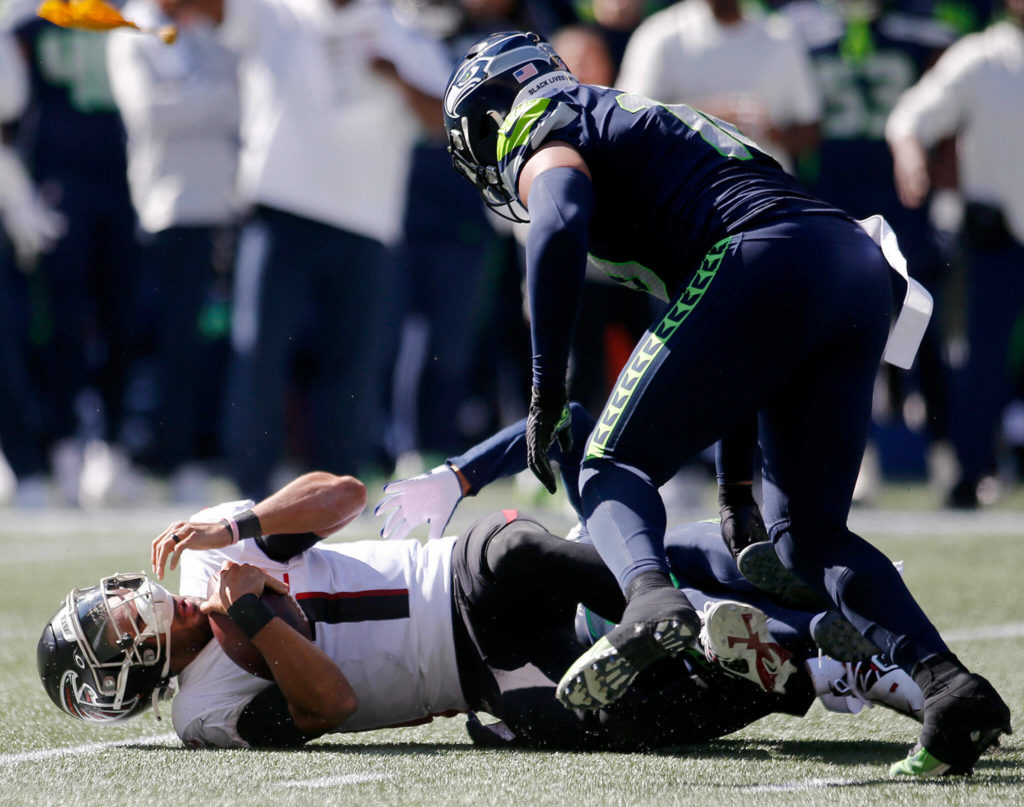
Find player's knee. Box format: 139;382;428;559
485;522;550;580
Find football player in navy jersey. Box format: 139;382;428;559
441;31;1009;775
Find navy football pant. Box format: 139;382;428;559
579;216;949;672
222;206;393;499
949;237;1024;483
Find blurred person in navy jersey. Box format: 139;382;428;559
887;0;1024;508
781;0;958;496
107;0;241;504
0;25;67;507
6;0;144;507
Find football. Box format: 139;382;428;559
209;590;313;680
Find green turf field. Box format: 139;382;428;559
2;481;1022;807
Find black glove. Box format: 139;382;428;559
718;482;768;560
526;385;573;494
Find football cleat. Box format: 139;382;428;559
465;712;519;748
734;541;830;611
813;654;924;721
557;589;698;711
892;665;1012;777
811;610;881;662
698;600;796;694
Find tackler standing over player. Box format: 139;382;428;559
441;31;1010;776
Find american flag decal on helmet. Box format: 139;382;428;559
513;63;538;83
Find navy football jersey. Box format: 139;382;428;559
802;11;955;227
14;19;128;181
496;74;844;299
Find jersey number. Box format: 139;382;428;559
815;52;916;140
615;93;755;160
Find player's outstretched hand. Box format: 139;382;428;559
151;519;235;580
374;464;462;542
526;385;572;494
200;561;289;616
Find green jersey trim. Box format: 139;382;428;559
587;255;670;302
497;98;581;205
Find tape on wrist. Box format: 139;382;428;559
220;509;263;545
226;593;275;639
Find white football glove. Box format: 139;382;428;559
0;144;66;264
374;464;462;542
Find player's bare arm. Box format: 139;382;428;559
202;562;357;737
151;472;366;579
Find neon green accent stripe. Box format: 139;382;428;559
585;237;732;461
496;98;551;162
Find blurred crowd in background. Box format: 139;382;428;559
1;0;1022;512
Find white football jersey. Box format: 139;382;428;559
172;501;466;747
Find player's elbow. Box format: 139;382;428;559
303;684;356;733
293;682;358;736
328;474;367;520
320;685;358;729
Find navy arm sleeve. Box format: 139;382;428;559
525;166;594;390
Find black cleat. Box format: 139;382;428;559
892;660;1012;777
735;541;831;612
556;587;699;711
811;610;882;662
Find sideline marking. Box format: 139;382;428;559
0;733;176;766
277;774;388;788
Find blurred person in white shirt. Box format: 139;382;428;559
887;0;1024;508
617;0;821;173
164;0;451;499
107;0;242;502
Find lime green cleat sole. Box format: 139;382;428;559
890;746;951;777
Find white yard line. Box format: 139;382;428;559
276;774;388;788
742;778;868;792
0;733;177;766
944;622;1024;642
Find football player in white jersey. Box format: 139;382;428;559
39;443;925;751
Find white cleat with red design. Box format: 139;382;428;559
698;599;796;694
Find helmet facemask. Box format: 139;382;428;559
46;573;175;722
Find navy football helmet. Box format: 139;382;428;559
37;573;176;723
443;31;568;221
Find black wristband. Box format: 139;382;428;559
236;509;263;540
226;593;276;639
221;509;263;545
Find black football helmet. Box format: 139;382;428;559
443;30;569;222
37;573;176;723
